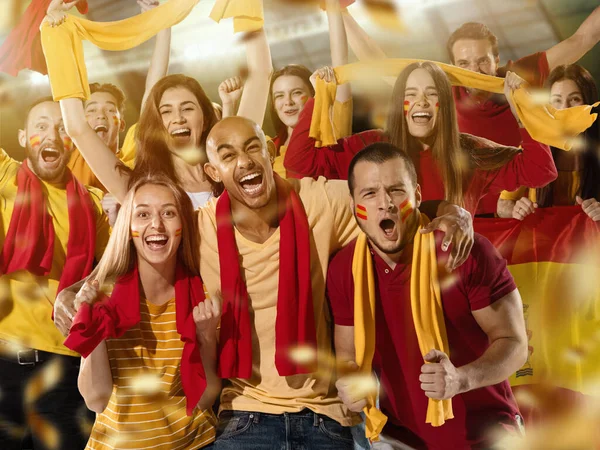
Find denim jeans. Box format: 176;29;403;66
211;409;355;450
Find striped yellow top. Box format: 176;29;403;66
86;298;216;450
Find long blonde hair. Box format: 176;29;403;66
94;174;200;287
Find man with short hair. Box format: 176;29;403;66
68;82;129;192
0;98;110;448
327;142;528;449
447;10;600;214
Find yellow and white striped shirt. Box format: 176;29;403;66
86;298;216;450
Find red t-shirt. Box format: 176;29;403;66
453;52;551;215
326;231;520;449
285;98;556;215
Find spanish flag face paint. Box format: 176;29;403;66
131;231;140;238
399;199;414;223
356;204;368;221
435;101;440;112
62;135;73;152
29;134;41;149
175;228;182;237
112;115;120;128
403;100;410;116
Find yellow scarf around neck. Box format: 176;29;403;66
310;59;598;151
209;0;264;32
351;214;453;441
41;0;200;101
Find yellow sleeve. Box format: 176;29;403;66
87;187;111;261
332;99;353;139
0;148;20;186
499;186;529;201
299;177;359;250
119;123;137;169
41;0;200;101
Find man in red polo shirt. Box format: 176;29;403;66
327;142;528;449
448;9;600;214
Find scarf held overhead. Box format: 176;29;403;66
216;174;316;379
310;59;598;151
351;214;453;442
40;0;200;101
64;263;208;416
209;0;264;33
0;160;96;295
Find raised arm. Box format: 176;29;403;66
326;0;351;104
341;9;387;61
139;0;172;110
486;73;557;193
236;28;273;126
546;6;600;71
60;98;130;202
285;97;384;179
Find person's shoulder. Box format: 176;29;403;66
328;238;358;277
296;176;350;212
196;196;218;231
433;230;497;269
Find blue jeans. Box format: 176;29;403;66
211;409;355;450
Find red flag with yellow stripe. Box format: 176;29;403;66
474;206;600;395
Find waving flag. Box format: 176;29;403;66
474;206;600;396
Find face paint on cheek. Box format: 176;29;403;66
399;199;414;223
112;115;120;128
435;102;440;112
131;231;140;238
175;228;182;237
403;100;410;117
29;134;41;148
356;204;368;220
62;135;73;152
300;95;309;105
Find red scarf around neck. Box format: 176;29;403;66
216;173;317;378
65;262;207;415
0;159;96;294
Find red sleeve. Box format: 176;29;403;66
499;52;550;87
484;128;557;194
460;234;517;311
326;247;356;326
285;97;385;180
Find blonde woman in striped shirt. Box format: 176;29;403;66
62;175;220;449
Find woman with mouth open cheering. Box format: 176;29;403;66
285;60;558;216
41;0;273;208
58;175;221;449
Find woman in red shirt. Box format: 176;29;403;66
285;61;557;215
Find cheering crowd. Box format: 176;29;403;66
0;0;599;449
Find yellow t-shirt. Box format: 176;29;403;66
87;298;216;449
197;177;360;426
0;148;110;356
499;170;581;206
271;99;354;179
68;123;138;190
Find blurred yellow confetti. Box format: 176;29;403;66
130;373;163;395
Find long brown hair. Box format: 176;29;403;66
269;65;314;145
95;174;200;287
128;75;219;191
537;64;600;206
386;62;467;206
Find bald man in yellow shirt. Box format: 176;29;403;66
0;97;110;449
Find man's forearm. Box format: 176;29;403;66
457;336;527;394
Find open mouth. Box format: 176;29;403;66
284;109;298;116
94;124;108;133
145;234;169;250
41;147;61;163
170;128;191;142
238;171;264;196
379;218;398;240
411;111;432;124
